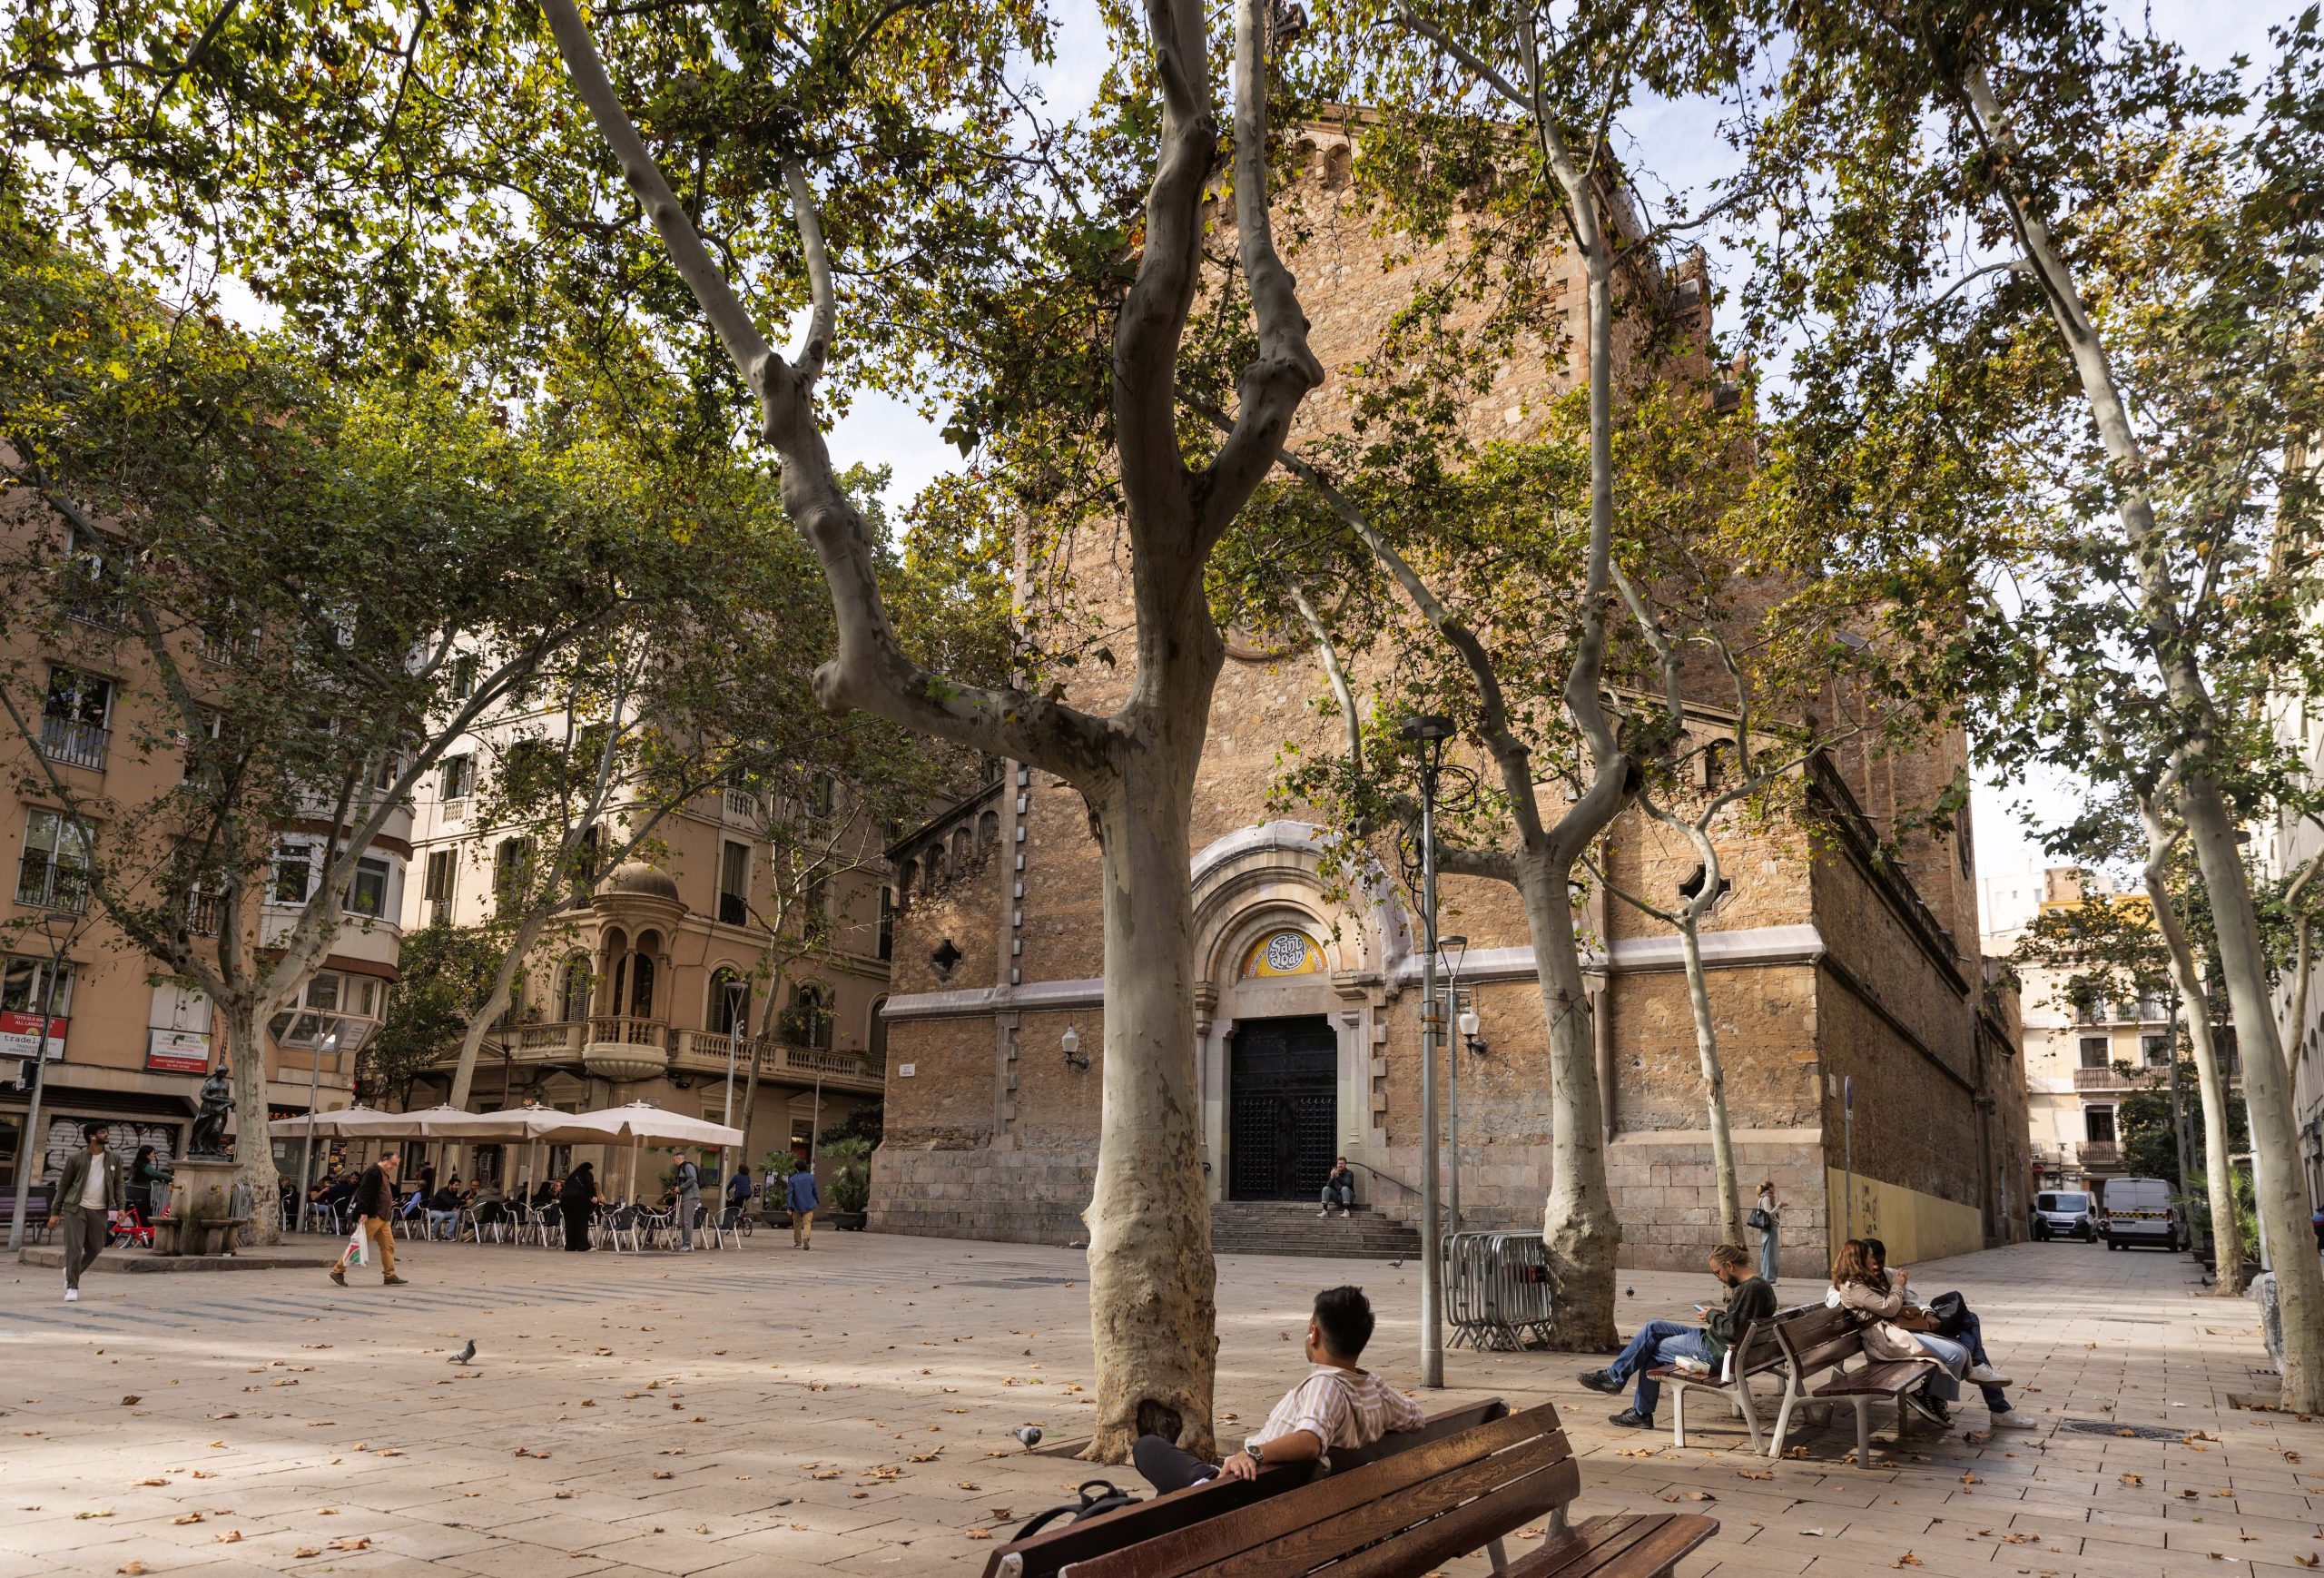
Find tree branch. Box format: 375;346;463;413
1289;584;1363;772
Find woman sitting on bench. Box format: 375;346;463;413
1827;1238;2030;1432
1829;1238;1982;1425
1131;1285;1423;1494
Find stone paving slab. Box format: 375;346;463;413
5;1231;2319;1574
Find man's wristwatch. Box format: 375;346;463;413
1243;1439;1265;1466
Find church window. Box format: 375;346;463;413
1244;930;1321;978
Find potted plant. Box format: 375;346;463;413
822;1136;872;1230
760;1150;795;1228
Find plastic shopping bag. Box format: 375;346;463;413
347;1223;369;1267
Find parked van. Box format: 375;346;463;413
2032;1189;2095;1241
2101;1176;2177;1249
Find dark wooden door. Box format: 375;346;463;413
1228;1016;1338;1200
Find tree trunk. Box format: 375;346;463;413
1083;746;1216;1461
1520;852;1620;1349
2140;806;2246;1295
1676;920;1743;1246
221;999;281;1247
2179;771;2324;1406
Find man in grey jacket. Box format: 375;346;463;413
48;1121;123;1302
673;1157;702;1252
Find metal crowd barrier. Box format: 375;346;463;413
1444;1230;1555;1351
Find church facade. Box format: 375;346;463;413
866;118;2030;1274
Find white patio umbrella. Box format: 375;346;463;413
514;1103;743;1206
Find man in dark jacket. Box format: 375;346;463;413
329;1153;407;1287
1578;1243;1774;1429
785;1159;820;1250
49;1121;123;1302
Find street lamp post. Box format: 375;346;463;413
6;912;81;1254
1401;714;1455;1389
720;979;747;1183
298;1024;346;1208
1440;934;1469;1237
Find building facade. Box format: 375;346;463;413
866;122;2030;1272
0;532;403;1201
391;710;891;1188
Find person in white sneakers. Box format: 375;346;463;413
48;1121;123;1302
1827;1238;2032;1431
1318;1158;1354;1218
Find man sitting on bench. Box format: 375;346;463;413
1826;1238;2029;1430
1579;1242;1774;1429
1131;1285;1423;1494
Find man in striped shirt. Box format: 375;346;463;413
1132;1285;1423;1494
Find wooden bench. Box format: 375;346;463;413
984;1399;1512;1578
1767;1305;1938;1466
1049;1402;1715;1578
1645;1313;1789;1453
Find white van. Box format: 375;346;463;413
2101;1176;2176;1249
2031;1189;2094;1241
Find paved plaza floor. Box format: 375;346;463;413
0;1228;2315;1576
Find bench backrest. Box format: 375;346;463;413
1728;1316;1788;1380
1059;1401;1577;1578
982;1399;1509;1578
1772;1305;1864;1377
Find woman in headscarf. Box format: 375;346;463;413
558;1161;599;1252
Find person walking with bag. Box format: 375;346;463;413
1749;1179;1781;1284
49;1121;123;1303
785;1158;819;1250
328;1153;407;1287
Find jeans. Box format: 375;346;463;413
427;1209;458;1238
1954;1309;2010;1413
1321;1181;1353;1211
1132;1434;1222;1494
1910;1330;1967;1403
1758;1227;1778;1283
1606;1318;1713;1421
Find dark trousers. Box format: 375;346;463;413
1132;1435;1220;1494
562;1207;592;1251
61;1208;107;1289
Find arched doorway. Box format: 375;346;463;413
1227;1013;1338;1199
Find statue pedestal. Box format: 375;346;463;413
161;1159;245;1256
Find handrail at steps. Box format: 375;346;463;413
1350;1159;1422;1199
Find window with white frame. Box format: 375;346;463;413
345;854;391;918
16;808;92;911
438;753;474;804
422;848;456;925
271;841;314;905
2078;1036;2111;1070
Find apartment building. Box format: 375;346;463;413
0;529;405;1199
394;706;892;1185
1992;866;2231;1191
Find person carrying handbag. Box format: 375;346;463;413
328;1154;408;1287
1748;1180;1781;1283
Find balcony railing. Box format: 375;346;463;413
717;893;750;927
722;787;763;826
182;892;221;937
587;1014;670;1050
2077;1140;2122;1168
2073;1065;2133;1090
15;860;87;912
39;715;108;771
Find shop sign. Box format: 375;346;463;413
0;1011;66;1061
146;1029;211;1075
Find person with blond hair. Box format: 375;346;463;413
1581;1242;1774;1429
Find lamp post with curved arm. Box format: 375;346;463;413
1400;714;1454;1388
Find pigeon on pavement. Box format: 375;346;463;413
449;1339;477;1365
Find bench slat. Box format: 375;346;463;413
1815;1360;1935;1398
1284;1454;1580;1578
1060;1403;1567;1578
980;1399;1510;1578
1503;1513;1718;1578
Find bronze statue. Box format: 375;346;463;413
189;1068;232;1158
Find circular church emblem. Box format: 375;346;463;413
1265;932;1311;972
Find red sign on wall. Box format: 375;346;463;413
0;1011;66;1061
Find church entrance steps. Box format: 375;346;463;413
1209;1200;1422;1259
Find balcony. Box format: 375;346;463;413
2073;1065;2135;1091
2077;1140;2122;1169
182;892;221;937
15;860;87;912
721;787;763;827
582;1014;669;1083
38;715;108;772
